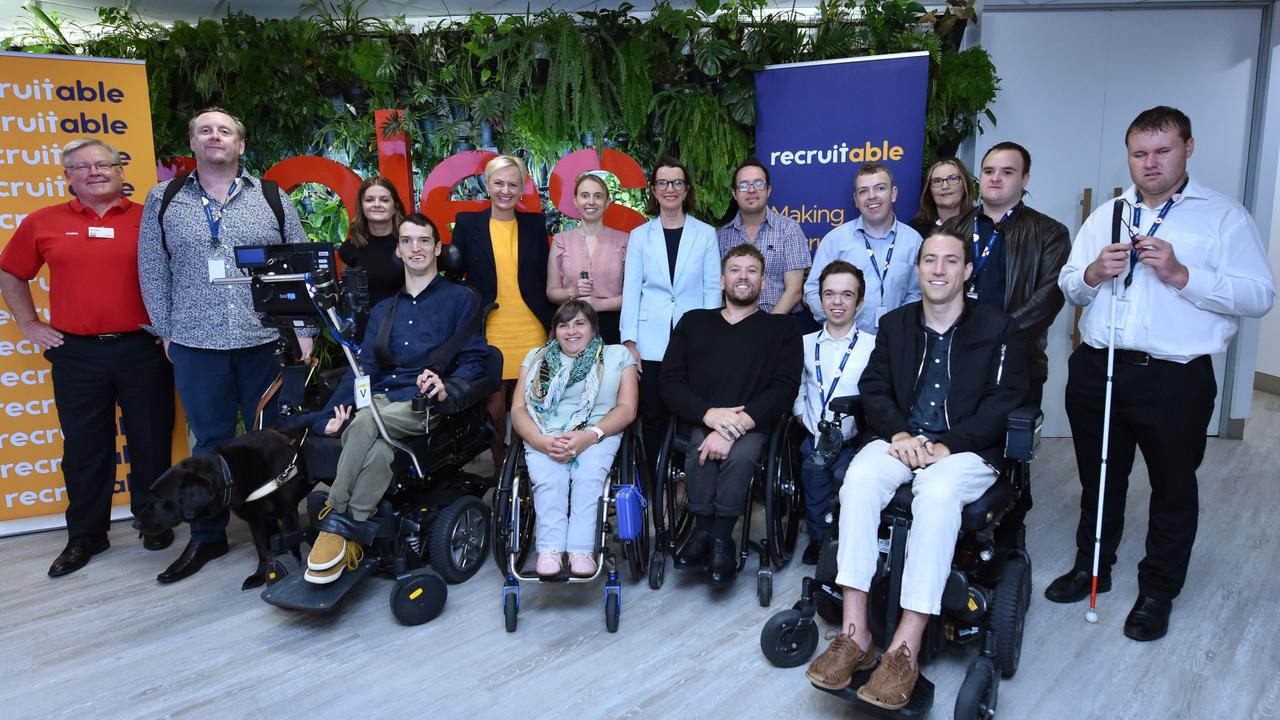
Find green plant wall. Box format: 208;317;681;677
6;0;998;224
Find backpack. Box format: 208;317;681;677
156;172;286;259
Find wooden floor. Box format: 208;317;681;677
4;392;1280;719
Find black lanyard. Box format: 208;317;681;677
1125;178;1188;289
859;227;894;304
197;173;241;247
816;329;859;410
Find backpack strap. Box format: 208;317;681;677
260;178;287;241
156;172;191;261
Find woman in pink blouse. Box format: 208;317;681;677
546;173;629;343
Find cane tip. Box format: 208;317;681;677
1085;609;1099;624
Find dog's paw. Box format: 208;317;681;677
241;574;267;591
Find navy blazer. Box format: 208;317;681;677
452;208;554;330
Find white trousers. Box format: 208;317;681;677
835;439;996;615
523;435;621;553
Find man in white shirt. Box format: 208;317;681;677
804;163;923;334
1047;106;1276;642
793;261;875;563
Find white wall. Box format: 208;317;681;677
1252;4;1280;384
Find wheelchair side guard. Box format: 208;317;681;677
1003;406;1043;462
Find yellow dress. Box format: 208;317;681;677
487;219;546;379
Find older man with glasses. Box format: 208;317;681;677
0;138;176;577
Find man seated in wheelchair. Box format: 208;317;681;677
793;260;874;565
805;229;1026;709
660;244;802;584
510;300;638;578
305;213;490;584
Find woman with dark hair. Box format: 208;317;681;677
909;158;975;237
619;156;721;460
338;176;408;341
453;154;555;467
510;300;638;577
547;173;629;344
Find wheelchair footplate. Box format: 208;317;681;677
814;668;934;719
261;557;379;612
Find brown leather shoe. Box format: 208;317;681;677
805;627;878;690
856;643;919;710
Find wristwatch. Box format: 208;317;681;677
588;426;605;444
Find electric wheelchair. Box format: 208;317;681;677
220;241;501;626
759;395;1041;720
490;423;650;633
646;414;804;606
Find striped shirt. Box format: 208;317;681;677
717;208;811;312
137;172;313;349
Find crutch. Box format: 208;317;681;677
1085;275;1120;624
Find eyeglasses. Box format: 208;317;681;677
930;174;962;188
65;162;121;173
734;180;767;192
653;179;686;191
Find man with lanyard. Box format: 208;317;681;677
138;107;314;584
717;157;811;320
0;139;175;576
1046;106;1274;641
792;260;874;564
805;162;923;335
306;214;489;584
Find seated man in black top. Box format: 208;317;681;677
805;229;1027;709
305;213;489;584
661;243;803;585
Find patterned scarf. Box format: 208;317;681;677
524;335;605;435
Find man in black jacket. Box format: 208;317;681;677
805;229;1027;709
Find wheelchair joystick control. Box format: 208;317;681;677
411;391;435;414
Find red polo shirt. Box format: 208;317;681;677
0;197;151;335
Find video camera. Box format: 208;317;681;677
231;243;368;335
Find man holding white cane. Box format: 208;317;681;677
1046;106;1275;641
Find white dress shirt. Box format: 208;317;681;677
793;323;875;439
1059;177;1276;363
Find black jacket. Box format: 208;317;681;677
944;204;1070;380
452;208;554;330
857;300;1028;470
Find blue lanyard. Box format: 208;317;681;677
859;228;894;303
971;205;1017;278
815;329;859;409
197;173;241;247
1125;178;1187;289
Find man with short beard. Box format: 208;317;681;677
660;244;802;585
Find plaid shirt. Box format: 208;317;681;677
717;208;811;312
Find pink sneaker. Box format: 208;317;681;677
536;552;563;577
568;553;597;578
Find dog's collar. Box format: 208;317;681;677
245;429;307;503
213;451;235;511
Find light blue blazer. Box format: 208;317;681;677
620;215;722;361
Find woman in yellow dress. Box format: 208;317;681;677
452;155;554;466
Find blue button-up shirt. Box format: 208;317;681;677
906;319;955;440
804;216;923;333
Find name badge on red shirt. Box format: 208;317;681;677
87;226;115;239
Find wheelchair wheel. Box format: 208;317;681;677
604;585;621;633
389;569;447;626
764;418;804;570
648;551;666;590
491;444;534;575
655;420;693;552
429;495;490;583
814;539;842;624
503;586;519;632
759;609;819;668
618;430;651;582
992;554;1030;679
757;572;773;608
955;656;999;720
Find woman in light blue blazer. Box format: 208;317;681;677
620;156;722;461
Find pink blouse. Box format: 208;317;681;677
551;226;629;299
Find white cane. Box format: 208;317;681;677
1085;275;1120;624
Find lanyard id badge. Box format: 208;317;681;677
353;375;373;409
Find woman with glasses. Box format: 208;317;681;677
620;156;721;460
453;155;555;467
546;173;629;344
910;158;975;236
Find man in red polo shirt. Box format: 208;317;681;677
0;138;176;577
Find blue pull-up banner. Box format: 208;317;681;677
755;52;930;253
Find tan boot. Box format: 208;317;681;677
805;626;878;690
304;538;364;585
856;643;919;710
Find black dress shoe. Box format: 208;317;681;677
675;529;711;569
801;539;822;565
1124;595;1172;642
1044;568;1110;604
157;539;229;584
48;536;109;577
708;537;736;586
142;528;175;551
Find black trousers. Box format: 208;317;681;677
46;332;174;540
638;360;670;472
684;428;767;517
1064;345;1215;600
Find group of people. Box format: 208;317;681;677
1;104;1274;710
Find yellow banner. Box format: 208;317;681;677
0;52;176;532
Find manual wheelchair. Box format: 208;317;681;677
646;414;804;607
759;395;1041;720
491;423;649;633
223;241;502;626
